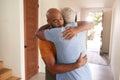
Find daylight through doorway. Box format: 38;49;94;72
86;11;108;65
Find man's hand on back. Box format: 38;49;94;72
76;53;88;68
62;27;78;40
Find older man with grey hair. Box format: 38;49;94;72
56;7;92;80
61;7;76;23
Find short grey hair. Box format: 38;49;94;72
61;7;76;23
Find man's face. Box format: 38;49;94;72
47;13;64;28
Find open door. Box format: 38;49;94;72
24;0;38;80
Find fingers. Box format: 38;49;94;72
77;53;88;67
65;27;71;30
77;53;82;62
82;59;87;66
83;55;88;62
83;54;87;59
62;27;76;40
64;34;74;40
62;27;72;37
81;57;87;66
79;53;82;59
82;55;88;64
78;54;87;64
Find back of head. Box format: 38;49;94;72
46;8;61;20
61;7;76;24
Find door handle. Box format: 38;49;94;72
24;45;28;48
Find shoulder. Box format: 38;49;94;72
45;27;62;33
65;22;77;27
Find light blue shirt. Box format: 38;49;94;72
44;22;92;80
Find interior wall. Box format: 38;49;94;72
119;73;120;80
39;0;59;26
110;0;120;80
59;0;79;11
38;0;59;72
102;9;112;53
80;8;87;20
0;0;24;79
59;0;81;21
119;74;120;80
20;0;25;79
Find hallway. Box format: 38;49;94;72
87;40;109;65
29;63;113;80
90;63;113;80
1;0;120;79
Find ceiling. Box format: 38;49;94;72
59;0;115;8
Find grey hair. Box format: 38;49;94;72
61;7;76;23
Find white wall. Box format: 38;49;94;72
38;0;59;72
0;0;24;79
110;0;120;80
59;0;79;11
59;0;81;21
119;73;120;80
80;8;87;20
39;0;59;26
102;9;112;53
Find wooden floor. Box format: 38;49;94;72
29;63;114;80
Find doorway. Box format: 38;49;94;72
86;11;108;65
87;11;103;54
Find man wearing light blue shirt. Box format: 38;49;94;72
44;22;91;80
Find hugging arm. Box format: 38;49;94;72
42;52;87;75
39;39;88;75
77;21;94;31
37;25;88;75
35;24;50;40
62;21;94;40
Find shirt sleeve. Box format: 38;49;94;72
65;22;78;28
44;28;60;42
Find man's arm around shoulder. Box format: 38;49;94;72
35;24;50;40
77;21;94;32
